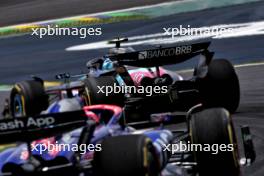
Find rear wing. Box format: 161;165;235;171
0;110;89;144
108;42;211;67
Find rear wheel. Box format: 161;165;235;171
198;59;240;113
94;135;160;176
190;108;240;176
9;80;48;117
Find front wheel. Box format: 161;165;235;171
83;76;124;106
190;108;240;176
93;135;160;176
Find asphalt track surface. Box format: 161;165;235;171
180;65;264;176
0;1;264;176
0;0;173;27
234;65;264;176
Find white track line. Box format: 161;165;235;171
235;62;264;68
178;61;264;73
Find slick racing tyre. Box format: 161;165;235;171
9;80;48;117
83;76;124;106
198;59;240;113
94;135;160;176
190;108;240;176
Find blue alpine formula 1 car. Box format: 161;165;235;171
7;38;241;122
0;97;256;176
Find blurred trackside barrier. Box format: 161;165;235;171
0;0;261;37
0;13;148;37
